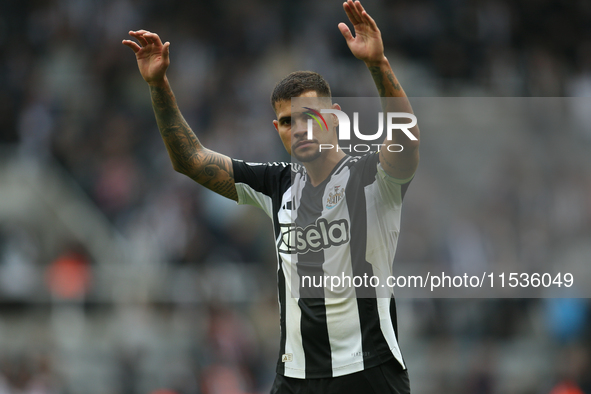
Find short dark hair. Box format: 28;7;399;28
271;71;331;112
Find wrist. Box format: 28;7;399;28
147;75;169;88
364;56;388;69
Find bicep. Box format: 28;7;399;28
185;148;238;201
379;137;420;180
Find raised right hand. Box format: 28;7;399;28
122;30;170;86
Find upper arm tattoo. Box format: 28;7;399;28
150;85;238;201
191;150;238;201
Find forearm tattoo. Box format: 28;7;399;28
150;85;238;201
368;66;402;98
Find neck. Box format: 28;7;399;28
303;149;347;187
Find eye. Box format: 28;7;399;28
281;117;291;126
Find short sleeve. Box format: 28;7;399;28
232;159;290;217
376;162;414;203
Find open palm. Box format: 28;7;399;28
122;30;170;85
338;0;384;64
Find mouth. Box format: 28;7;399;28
293;140;317;150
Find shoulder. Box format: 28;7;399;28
342;152;379;173
234;159;291;168
232;159;293;194
233;159;292;174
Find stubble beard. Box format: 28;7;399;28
293;148;322;163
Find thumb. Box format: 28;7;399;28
163;42;170;60
338;23;354;43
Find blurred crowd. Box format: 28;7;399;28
1;0;591;393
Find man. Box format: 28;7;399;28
123;1;419;393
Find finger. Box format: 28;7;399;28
130;29;152;38
348;0;363;23
347;0;363;24
163;42;170;59
143;33;157;45
338;23;354;43
343;1;362;24
122;39;141;53
138;35;149;47
361;10;379;31
144;32;162;46
354;0;365;16
129;30;149;46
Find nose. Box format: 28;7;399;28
292;117;312;140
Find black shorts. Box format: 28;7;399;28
270;359;410;394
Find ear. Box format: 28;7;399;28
331;102;341;127
273;119;279;132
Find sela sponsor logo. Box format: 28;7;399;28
306;109;417;153
277;218;350;254
326;185;345;210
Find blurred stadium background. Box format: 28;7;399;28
1;0;591;393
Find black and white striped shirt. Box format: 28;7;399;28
233;152;412;379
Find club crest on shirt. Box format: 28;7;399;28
326;185;345;210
